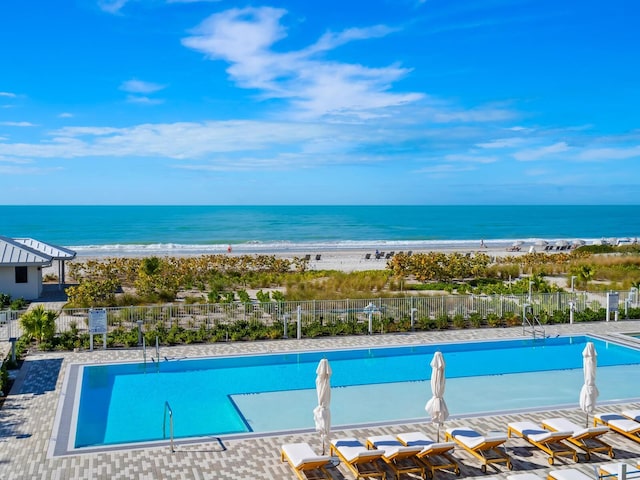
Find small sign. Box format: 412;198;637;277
89;308;108;334
607;292;619;312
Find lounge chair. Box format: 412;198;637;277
330;437;386;479
364;253;371;260
622;409;640;422
594;413;640;444
507;474;545;480
541;417;613;460
507;421;578;464
365;434;425;479
547;469;593;480
315;254;322;261
281;442;332;480
598;462;640;479
445;426;512;472
396;431;460;476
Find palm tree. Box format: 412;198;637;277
20;305;58;344
577;265;595;289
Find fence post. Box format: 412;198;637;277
296;305;302;340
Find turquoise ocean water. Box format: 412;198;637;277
1;205;638;257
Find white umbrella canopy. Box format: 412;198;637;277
425;351;449;441
579;342;599;428
535;239;549;247
313;358;332;454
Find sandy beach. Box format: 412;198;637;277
44;243;532;279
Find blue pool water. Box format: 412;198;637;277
74;336;640;448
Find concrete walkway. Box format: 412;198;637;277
1;321;640;479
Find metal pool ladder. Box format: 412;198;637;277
522;303;545;339
163;401;174;453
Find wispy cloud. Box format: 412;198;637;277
182;7;423;120
476;137;528;149
577;145;640;161
125;95;164;105
120;79;166;94
58;112;74;118
97;0;129;14
513;141;570;161
0;121;38;127
0;92;17;98
120;79;166;105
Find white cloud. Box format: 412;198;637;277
476;137;528;149
182;7;423;120
120;79;166;94
97;0;129;13
443;153;498;163
0;92;17;98
166;0;221;3
58;112;74;118
0;121;37;127
577;145;640;161
513;141;570;161
415;163;475;174
126;95;164;105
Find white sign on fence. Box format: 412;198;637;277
89;308;107;334
607;292;619;312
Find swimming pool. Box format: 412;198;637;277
62;335;640;452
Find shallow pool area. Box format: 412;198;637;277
58;334;640;453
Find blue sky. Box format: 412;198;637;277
1;0;638;205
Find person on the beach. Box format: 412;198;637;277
480;239;485;248
227;245;232;253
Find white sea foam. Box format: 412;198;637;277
69;237;605;258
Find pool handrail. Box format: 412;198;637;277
163;401;174;453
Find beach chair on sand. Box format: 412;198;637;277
594;413;640;445
396;431;461;476
330;437;386;479
281;443;332;480
507;421;578;464
366;434;426;479
541;417;613;460
445;427;512;473
547;469;593;480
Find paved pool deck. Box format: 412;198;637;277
2;321;640;479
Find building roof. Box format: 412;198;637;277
0;236;53;266
13;238;77;260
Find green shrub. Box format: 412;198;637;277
19;305;58;344
435;314;449;330
452;314;466;329
486;313;502;327
469;312;483;328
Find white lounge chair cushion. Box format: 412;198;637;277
396;431;455;454
622;410;640;422
446;427;507;449
282;443;331;468
548;470;593;480
596;414;640;433
508;421;572;443
332;437;384;463
599;462;639;475
507;474;545;480
366;434;422;457
543;417;608;438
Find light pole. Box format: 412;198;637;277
528;281;534;303
571;276;577;293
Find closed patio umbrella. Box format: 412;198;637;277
425;351;449;441
579;342;599;428
313;358;332;454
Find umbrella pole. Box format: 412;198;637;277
436;424;440;442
